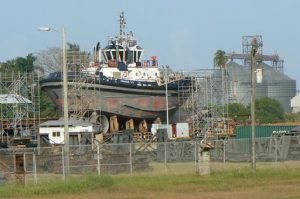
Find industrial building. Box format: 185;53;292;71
213;35;296;112
291;93;300;113
39;119;99;145
212;61;296;112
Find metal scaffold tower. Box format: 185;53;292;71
66;49;102;128
242;35;263;56
0;72;40;142
181;69;233;139
227;35;284;72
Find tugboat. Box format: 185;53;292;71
41;12;192;133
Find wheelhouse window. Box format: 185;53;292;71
106;51;112;60
102;51;108;62
112;50;117;60
138;51;142;62
126;51;133;64
52;131;61;137
119;51;124;61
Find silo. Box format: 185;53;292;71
259;62;296;112
227;61;251;105
213;61;296;112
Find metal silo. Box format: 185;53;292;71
216;61;296;112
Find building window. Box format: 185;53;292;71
52;132;61;137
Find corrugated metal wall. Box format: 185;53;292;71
219;61;297;112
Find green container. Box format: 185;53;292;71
235;125;298;139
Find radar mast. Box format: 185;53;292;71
119;11;126;36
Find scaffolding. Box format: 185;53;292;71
66;49;102;133
227;35;284;72
0;72;40;144
180;69;233;139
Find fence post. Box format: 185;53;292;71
13;154;16;184
164;142;167;173
129;143;133;175
223;139;226;164
198;146;211;175
24;153;27;186
62;146;65;181
97;142;100;176
194;141;197;172
275;137;278;164
33;153;37;184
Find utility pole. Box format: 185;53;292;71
165;66;169;135
251;37;257;170
62;27;70;176
39;26;69;176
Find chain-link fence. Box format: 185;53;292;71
1;135;300;184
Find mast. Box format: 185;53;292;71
119;11;126;37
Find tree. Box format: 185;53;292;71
249;97;285;123
228;98;285;123
0;53;36;73
228;103;249;122
214;50;228;69
214;50;229;118
34;44;91;76
34;47;62;76
40;90;60;118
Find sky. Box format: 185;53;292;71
1;0;300;89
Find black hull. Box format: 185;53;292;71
41;77;190;123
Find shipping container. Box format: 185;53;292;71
235;125;299;139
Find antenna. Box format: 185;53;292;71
119;11;126;36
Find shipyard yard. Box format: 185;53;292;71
1;1;300;199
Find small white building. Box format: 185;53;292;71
291;93;300;113
39;119;99;145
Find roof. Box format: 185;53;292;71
0;94;32;104
225;61;295;82
226;61;251;82
259;62;294;82
39;119;93;127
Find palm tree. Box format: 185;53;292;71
214;50;227;69
214;50;229;131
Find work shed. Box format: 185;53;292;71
39;119;99;145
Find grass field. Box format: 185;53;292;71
1;164;300;199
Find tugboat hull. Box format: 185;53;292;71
41;80;182;122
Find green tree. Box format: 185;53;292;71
214;50;229;117
214;50;228;68
40;90;60;118
0;54;58;118
251;97;285;123
228;103;249;122
0;53;36;73
228;98;285;123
